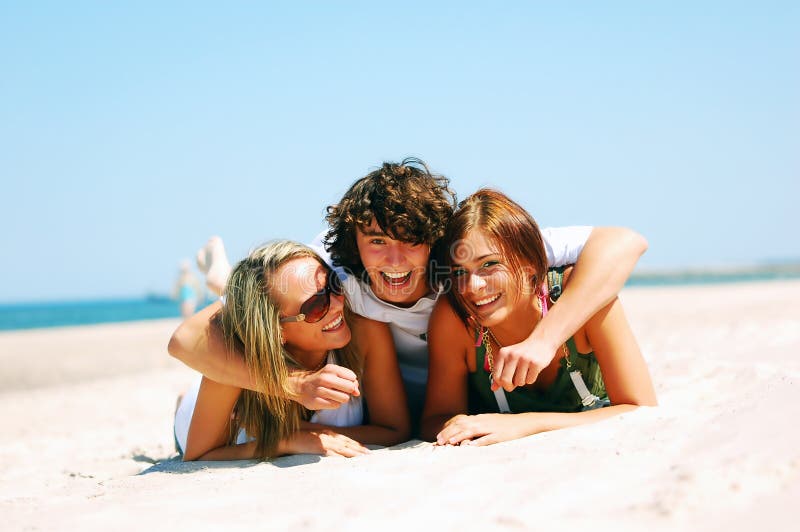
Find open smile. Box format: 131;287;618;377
380;271;412;287
321;313;345;332
472;293;502;313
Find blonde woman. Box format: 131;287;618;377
174;241;410;460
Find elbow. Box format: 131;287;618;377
395;423;412;444
382;419;412;445
168;322;193;362
167;328;186;361
181;446;201;462
621;393;658;408
642;395;658;407
625;228;649;258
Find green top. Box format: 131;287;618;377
469;334;608;414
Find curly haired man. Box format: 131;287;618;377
169;158;647;431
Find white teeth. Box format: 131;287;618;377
475;294;501;306
322;314;343;331
382;271;411;279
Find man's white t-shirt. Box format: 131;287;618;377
309;226;592;392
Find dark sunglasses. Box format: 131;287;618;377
279;271;343;324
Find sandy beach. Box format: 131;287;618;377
1;280;798;531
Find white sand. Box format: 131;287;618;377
2;280;799;530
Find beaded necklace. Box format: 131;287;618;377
480;289;571;384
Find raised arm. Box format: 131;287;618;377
168;302;360;410
492;226;648;392
168;301;254;388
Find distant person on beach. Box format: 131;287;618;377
421;189;657;446
168;158;648;431
174;260;201;318
173;241;409;460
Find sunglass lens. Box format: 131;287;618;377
297;272;341;324
300;291;330;323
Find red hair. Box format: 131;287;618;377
435;188;548;327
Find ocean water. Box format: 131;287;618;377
0;298;188;332
626;268;800;287
1;269;798;332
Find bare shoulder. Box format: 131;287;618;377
348;314;392;353
429;296;472;348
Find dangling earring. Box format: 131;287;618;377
530;275;540;310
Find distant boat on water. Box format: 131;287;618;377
145;292;174;303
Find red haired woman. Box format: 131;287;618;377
421;189;657;446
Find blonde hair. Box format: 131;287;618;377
219;240;361;459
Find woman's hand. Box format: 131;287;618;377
435;414;539;447
284;429;370;457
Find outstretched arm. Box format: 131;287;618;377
183;377;371;461
168;302;360;409
436;296;657;447
492;226;648;391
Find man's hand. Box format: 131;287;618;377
491;335;559;392
288;364;361;410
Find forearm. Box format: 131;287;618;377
534;227;647;347
192;441;259;461
302;422;408;447
518;403;640;434
194;432;325;461
167;303;257;391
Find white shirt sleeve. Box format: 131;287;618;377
308;229;332;266
541;226;593;267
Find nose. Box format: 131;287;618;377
467;272;486;294
386;243;404;267
329;292;345;313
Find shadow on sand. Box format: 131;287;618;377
139;439;428;475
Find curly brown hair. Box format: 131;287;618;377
324;158;457;280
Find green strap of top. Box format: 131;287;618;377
468;267;608;414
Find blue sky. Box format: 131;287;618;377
1;1;797;302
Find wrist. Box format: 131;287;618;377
525;323;562;354
285;371;304;399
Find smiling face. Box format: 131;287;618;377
354;219;432;306
451;229;538;329
271;257;351;366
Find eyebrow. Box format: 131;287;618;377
360;228;387;237
453;253;500;267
